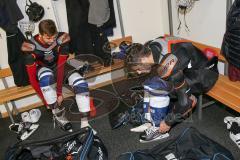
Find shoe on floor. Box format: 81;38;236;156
130;123;152;132
229;131;240;149
139;126;169;143
224;116;240;129
227;121;240;149
9;122;39;141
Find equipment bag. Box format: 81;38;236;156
5;127;108;160
117;127;234;160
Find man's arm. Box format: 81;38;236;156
56;33;71;97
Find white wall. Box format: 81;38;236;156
171;0;227;74
119;0;169;43
172;0;227;48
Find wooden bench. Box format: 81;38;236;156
0;36;131;122
192;41;240;118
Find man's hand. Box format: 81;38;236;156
21;42;35;52
57;95;63;106
159;120;171;133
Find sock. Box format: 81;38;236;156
81;117;89;128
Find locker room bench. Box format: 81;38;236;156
192;41;240;118
0;36;131;122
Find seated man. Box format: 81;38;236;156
125;37;219;142
21;19;95;132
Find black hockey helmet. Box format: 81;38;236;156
25;0;44;23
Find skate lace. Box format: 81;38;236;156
53;111;69;128
145;126;158;136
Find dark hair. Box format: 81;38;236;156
125;43;152;75
39;19;57;36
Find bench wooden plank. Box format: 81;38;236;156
0;86;36;104
206;74;240;112
0;68;12;78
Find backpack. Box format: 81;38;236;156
5;127;108;160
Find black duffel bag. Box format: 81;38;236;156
117;127;234;160
5;127;108;160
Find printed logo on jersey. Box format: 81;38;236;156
158;54;178;78
44;50;55;63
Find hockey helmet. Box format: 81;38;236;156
25;0;44;23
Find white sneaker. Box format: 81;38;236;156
20;123;39;141
229;132;240;149
29;109;41;123
21;112;32;123
130;123;152;132
224;116;240;129
9;122;39;141
139;126;169;143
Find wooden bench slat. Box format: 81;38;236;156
207;75;240;112
0;87;36;104
0;68;12;78
210;79;240;101
207;88;240;113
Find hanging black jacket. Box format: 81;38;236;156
0;0;28;86
7;29;29;86
221;0;240;69
0;0;23;33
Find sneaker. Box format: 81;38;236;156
224;116;240;129
229;131;240;149
139;126;169;143
9;122;39;141
52;108;73;132
130;123;152;132
29;109;41;123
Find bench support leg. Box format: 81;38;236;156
197;95;203;120
4;103;15;124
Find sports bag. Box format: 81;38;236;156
5;127;108;160
117;127;234;160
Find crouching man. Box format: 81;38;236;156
125;38;218;142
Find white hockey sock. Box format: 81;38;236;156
81;117;89;128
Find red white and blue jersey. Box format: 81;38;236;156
26;32;70;69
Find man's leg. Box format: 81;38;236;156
139;95;170;143
68;72;97;134
24;54;48;106
38;67;72;132
130;90;152;132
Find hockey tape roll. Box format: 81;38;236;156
149;95;170;109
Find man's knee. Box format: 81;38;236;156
38;67;57;105
68;72;90;113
